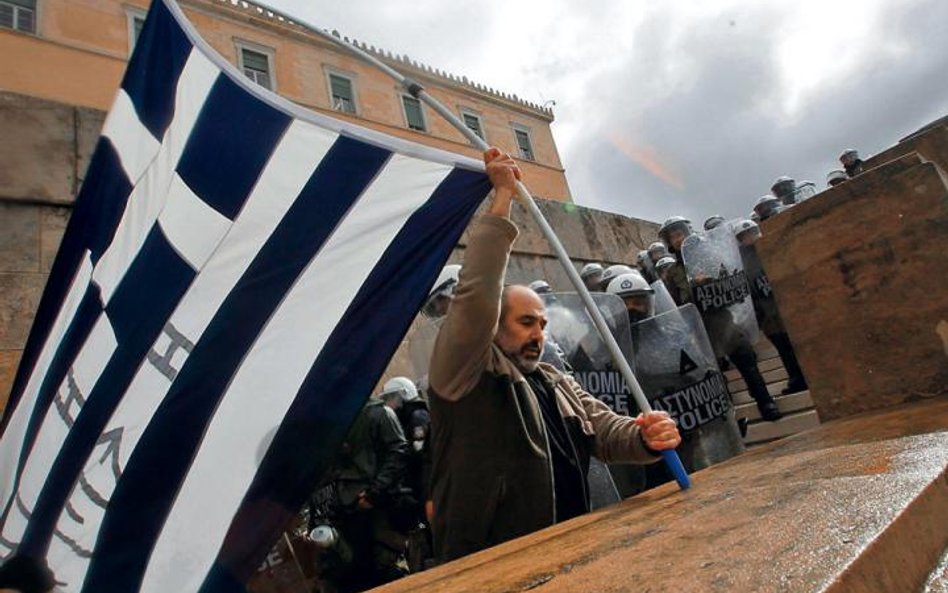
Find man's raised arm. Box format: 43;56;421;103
428;149;521;401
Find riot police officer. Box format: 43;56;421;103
734;220;809;395
753;195;782;221
599;264;639;291
421;264;460;319
580;262;604;292
647;241;669;264
309;396;410;592
659;216;782;422
606;273;655;325
529;279;553;295
839;148;865;178
771;176;797;205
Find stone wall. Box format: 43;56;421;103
756;121;948;421
0;91;659;409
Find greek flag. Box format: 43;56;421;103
0;1;490;590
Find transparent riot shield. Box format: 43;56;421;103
681;224;760;351
629;304;744;486
542;293;644;499
651;280;677;316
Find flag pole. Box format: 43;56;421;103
310;30;690;490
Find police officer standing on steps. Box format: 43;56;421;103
658;216;782;422
427;147;681;563
771;176;797;206
753;195;783;222
703;215;726;231
734;220;809;395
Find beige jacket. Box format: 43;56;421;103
428;214;657;561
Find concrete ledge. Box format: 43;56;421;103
377;398;948;593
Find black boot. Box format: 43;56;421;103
756;397;783;422
769;332;808;395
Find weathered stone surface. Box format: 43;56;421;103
0;273;46;351
0;350;21;413
757;155;948;422
0;202;40;273
76;106;107;191
376;399;948;593
864;123;948;178
0;93;78;204
40;205;71;272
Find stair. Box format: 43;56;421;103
726;341;821;447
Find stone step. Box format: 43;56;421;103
734;390;813;422
724;356;783;381
727;366;789;393
380;399;948;593
743;409;821;446
730;380;794;405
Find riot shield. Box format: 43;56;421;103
739;244;783;337
651;280;677;316
541;293;644;498
681;224;760;352
630;304;744;485
542;293;636;416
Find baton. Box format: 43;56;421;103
311;28;691;491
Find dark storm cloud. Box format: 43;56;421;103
566;0;948;224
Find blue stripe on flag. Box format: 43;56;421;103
1;139;130;436
18;225;196;557
176;76;291;220
80;137;393;593
201;167;490;590
121;0;192;140
10;286;103;498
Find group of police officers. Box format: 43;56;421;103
293;147;874;593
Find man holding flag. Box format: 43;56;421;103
427;148;682;562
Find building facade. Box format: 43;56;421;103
0;0;571;200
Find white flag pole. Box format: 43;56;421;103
309;29;690;490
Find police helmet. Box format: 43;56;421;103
770;176;796;200
753;195;782;220
647;241;668;257
381;376;419;402
655;255;677;272
600;264;638;288
529;279;553;294
733;219;761;243
839;148;860;166
703;215;726;231
606;273;655;298
580;262;604;280
422;264;460;318
658;216;693;242
826;170;848;187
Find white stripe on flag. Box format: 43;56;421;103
45;120;338;590
139;154;454;593
101;91;161;184
92;49;218;303
1;315;118;545
157;174;232;270
0;254;94;535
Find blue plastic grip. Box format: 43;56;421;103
661;449;692;490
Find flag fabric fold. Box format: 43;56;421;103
0;1;491;590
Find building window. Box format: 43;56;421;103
0;0;36;34
460;109;485;140
401;95;426;132
239;47;273;90
126;7;147;55
513;125;535;161
329;73;356;114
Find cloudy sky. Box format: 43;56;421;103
264;0;948;224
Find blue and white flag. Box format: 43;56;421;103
0;1;491;590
